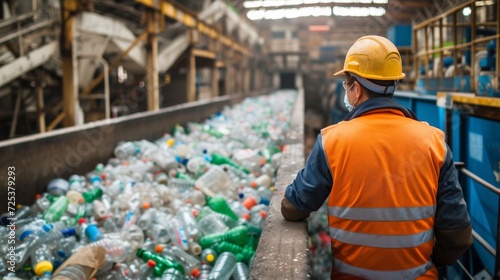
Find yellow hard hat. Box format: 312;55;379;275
334;35;405;80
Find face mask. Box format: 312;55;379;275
343;83;355;112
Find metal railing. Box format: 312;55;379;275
453;162;500;279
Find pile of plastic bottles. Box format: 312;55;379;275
0;91;297;280
307;204;332;279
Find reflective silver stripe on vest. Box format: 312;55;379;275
329;227;434;248
333;258;433;280
328;206;436;221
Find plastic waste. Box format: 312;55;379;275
30;244;53;276
207;252;236;280
138;259;156;280
195;166;230;197
232;262;249;280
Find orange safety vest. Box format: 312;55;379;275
322;108;446;279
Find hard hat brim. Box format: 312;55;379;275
333;69;405;80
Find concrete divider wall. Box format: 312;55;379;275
250;88;310;279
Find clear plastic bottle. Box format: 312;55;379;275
164;218;189;251
138;259;156;280
229;200;249;218
31;244;54;276
197;206;237;229
92;200;109;220
85;238;134;263
249;210;267;229
185;189;206;206
201;248;217;265
207;252;236;280
198;213;229;235
47;178;70;196
176;206;201;242
31;193;51;216
197;263;212;280
0;205;32;226
137;208;156;230
114;141;138;160
232;262;249;280
53;264;93;280
146;223;170;244
0;258;7;275
195;166;230;197
160;267;183;280
13;226;76;269
169;178;195;194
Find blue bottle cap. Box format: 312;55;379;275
90;176;102;184
61;227;76;237
42;224;53;232
19;230;33;242
85;224;103;241
56;250;66;258
181;158;189;166
238;193;245;199
175;155;182;163
260;197;270;206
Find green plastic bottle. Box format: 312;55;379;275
236;246;255;264
212;241;244;255
206;196;238;221
210;153;249;174
199;225;249;248
81;187;103;203
43;196;69;223
136;249;184;277
175;172;194;182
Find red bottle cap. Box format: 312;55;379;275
147;260;156;267
191;267;201;278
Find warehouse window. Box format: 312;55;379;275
272;31;286;39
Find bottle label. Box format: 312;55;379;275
176;227;189;249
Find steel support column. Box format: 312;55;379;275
36;79;46;133
243;57;250;94
61;0;79;127
187;48;197;102
212;60;219;97
146;9;160;111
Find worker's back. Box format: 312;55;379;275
322;107;445;279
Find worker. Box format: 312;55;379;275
281;35;472;279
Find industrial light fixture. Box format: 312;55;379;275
332;6;385;16
308;25;331;31
243;0;388;8
462;6;471;16
246;6;332;20
246;6;385;20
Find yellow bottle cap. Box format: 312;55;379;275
167;138;175;147
206;253;215;263
34;261;53;276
